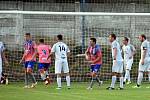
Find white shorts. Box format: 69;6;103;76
124;59;133;70
0;60;2;73
112;60;123;73
0;60;2;77
139;58;150;72
55;60;69;74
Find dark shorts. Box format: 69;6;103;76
38;63;50;70
24;61;35;69
90;64;102;73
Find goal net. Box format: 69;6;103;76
0;0;150;83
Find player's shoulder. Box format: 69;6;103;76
32;41;36;44
52;42;58;46
112;40;118;44
142;40;148;46
95;44;101;49
61;42;67;45
37;44;45;47
61;42;68;47
52;42;60;47
112;40;119;46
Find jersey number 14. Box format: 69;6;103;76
59;45;66;52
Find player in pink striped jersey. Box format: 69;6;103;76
20;33;37;88
85;38;103;90
36;39;51;85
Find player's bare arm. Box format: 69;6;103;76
141;49;146;65
47;52;54;60
113;48;117;60
19;52;26;64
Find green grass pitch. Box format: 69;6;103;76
0;82;150;100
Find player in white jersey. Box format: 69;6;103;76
122;37;135;85
107;33;124;90
0;42;9;84
48;34;70;89
133;34;150;88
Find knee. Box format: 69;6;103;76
91;72;96;77
27;68;32;74
112;72;117;76
117;73;123;77
39;69;44;74
66;72;70;76
57;74;61;78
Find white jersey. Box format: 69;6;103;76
141;40;150;60
0;42;5;74
122;44;135;61
0;42;5;60
111;40;123;61
51;42;70;61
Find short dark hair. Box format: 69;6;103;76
57;34;63;40
25;33;31;36
124;37;129;42
140;34;146;39
39;39;44;43
90;38;96;44
109;33;116;40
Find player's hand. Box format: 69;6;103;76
19;59;23;64
113;60;117;66
85;55;89;60
141;59;144;65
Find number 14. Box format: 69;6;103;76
59;45;65;52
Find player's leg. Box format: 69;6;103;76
63;60;70;89
95;65;102;86
146;63;150;83
126;68;131;85
89;64;102;89
95;74;103;86
136;71;143;87
123;62;128;84
55;60;62;89
148;71;150;83
118;73;124;90
38;63;46;82
87;65;94;89
124;69;131;84
124;69;129;83
146;63;150;88
106;72;117;90
0;60;2;83
44;63;51;85
56;74;61;89
133;62;144;88
44;63;50;77
27;61;37;88
65;72;70;89
126;60;133;84
107;61;119;90
118;61;124;89
23;62;30;88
